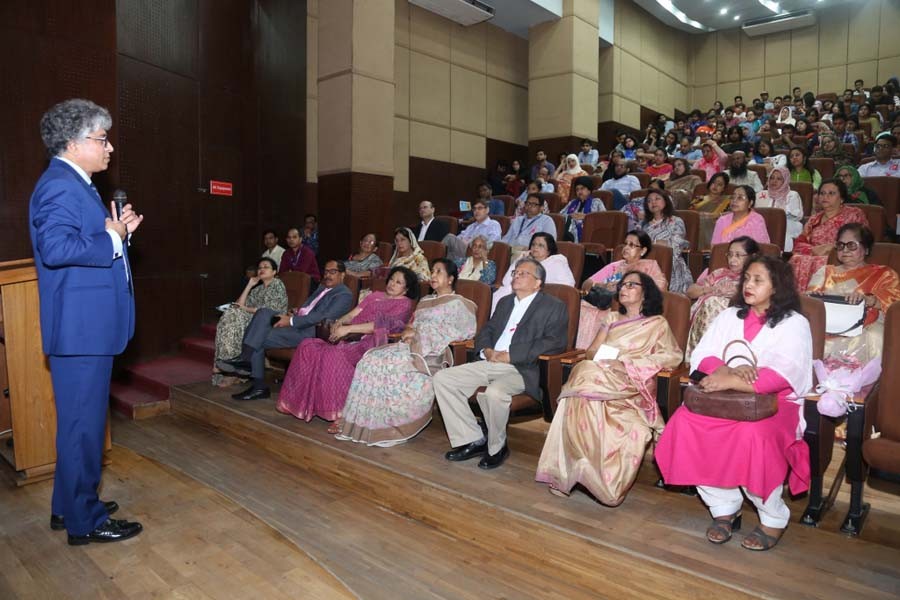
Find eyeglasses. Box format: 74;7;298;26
726;252;748;259
835;241;861;252
618;281;643;290
323;268;341;275
622;242;642;249
84;136;110;148
511;270;538;279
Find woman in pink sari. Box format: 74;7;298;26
656;256;813;551
711;186;770;246
789;179;868;291
536;271;683;506
576;230;667;349
276;266;417;429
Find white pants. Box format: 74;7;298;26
433;360;525;456
697;484;791;529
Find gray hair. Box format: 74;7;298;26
515;257;546;286
40;99;112;157
470;234;492;250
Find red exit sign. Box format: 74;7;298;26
210;180;233;196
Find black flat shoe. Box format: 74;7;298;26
478;444;509;470
51;501;119;531
68;518;143;546
445;440;487;462
231;386;270;400
218;359;251;376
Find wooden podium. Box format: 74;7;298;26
0;259;111;486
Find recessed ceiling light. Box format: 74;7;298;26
733;14;740;20
720;8;728;15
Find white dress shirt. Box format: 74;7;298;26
492;291;537;353
417;218;434;241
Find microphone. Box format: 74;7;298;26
113;189;127;219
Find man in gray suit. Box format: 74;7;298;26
223;259;354;400
434;257;568;469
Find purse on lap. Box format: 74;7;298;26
683;339;778;422
817;294;865;337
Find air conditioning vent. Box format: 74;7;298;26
741;10;816;37
409;0;494;27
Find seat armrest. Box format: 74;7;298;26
657;363;689;421
582;242;607;256
559;350;586;365
449;340;471;366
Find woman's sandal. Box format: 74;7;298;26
327;421;342;435
548;485;570;498
741;526;784;551
706;513;742;544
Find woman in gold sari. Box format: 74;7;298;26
535;271;683;506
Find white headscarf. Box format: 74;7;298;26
564;153;582;175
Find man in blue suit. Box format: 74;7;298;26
29;99;144;545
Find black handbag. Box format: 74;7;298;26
584;286;615;310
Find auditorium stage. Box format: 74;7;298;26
101;380;900;600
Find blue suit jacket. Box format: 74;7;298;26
29;158;135;356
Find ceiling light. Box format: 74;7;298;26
720;8;728;15
733;14;740;20
758;1;781;13
654;0;714;31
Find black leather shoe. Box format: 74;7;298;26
231;386;270;400
478;444;509;470
218;358;251;376
51;501;119;531
67;518;143;546
444;440;487;462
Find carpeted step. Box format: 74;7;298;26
180;336;215;363
110;382;170;420
200;323;217;339
123;355;211;399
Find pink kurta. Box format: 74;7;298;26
710;211;771;245
655;311;811;499
276;292;414;422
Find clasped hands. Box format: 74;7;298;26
697;364;758;393
483;348;510;363
105;202;144;241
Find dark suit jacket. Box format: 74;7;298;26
291;283;353;332
412;218;449;242
475;291;568;400
29;158;135;356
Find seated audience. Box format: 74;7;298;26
261;229;285;269
645;148;674;180
812;133;851;165
302;214;319;256
475;182;504;216
529;149;556;181
835;165;881;205
503;193;557;250
711;185;770;245
641;189;693;293
223;260;354;400
789;179;868;290
662;131;679;156
577;139;600;168
726;150;763;192
684;236;759;358
504;159;525;197
276;266;417;429
787;146;822;188
435;257;568;470
722;126;752;154
492;233;575;313
656;256;814;552
858;133;899;177
857;104;882;137
514;181;550;216
536;271;681;505
695;140;728;182
553;154;588;201
345;233;383;276
750;138;787;170
377;227;431;282
443;199;502;261
600;161;642;210
212;257;288;386
279;227;320;280
413;201;450;242
454;235;496;285
755;166;804;252
807;223;900;365
577;229;667;349
336;259;478;446
832;113;859;151
563;176;607;242
667;158;703;209
690;171;732;249
673;137;702;162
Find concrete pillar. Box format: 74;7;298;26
527;0;600;162
316;0;395;262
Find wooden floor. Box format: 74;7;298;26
4;377;900;599
0;445;354;599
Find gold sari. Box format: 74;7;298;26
535;313;683;506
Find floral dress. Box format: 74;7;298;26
640;216;694;294
337;294;477;446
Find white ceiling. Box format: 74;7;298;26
632;0;862;34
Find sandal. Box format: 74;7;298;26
706;513;742;544
548;486;570;498
327;420;343;435
741;525;784;551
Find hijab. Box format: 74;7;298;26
390;227;425;263
836;165;870;205
766;166;792;205
564;154;582;176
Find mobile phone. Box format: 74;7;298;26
688;370;707;383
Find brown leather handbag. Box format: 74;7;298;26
683;340;778;422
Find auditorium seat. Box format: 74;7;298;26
449;280;492;365
862;302;900;487
748;164;768;184
493;215;511;235
278;271;312;310
708;242;781;271
419;240;447;263
550;214;566;240
690;168;708;182
754;207;788;252
655;291;691;420
435;215;458;236
492;195;515;215
869;242;900;273
629;188;649;200
809;157;835;181
590;189;614;210
537;192;564;213
847;203;887;242
674;209;702;277
377;241;393;264
590;175;605;193
556;241;585;283
633;172;651;189
581;212;628;256
487;241;510;288
789;181;814;216
862;177;898;236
